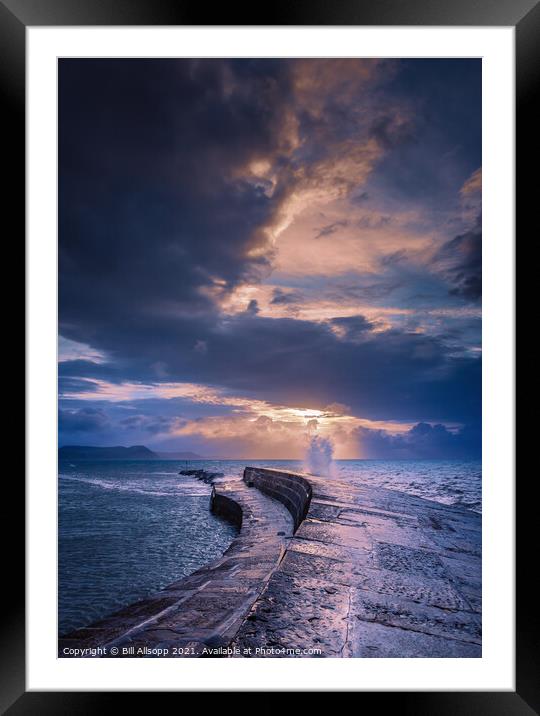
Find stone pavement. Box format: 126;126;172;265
59;474;294;657
59;467;481;658
232;469;481;658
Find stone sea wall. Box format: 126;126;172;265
59;466;481;658
210;490;243;528
59;468;295;657
243;466;312;531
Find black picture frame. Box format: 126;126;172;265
7;0;529;710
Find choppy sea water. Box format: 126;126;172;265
58;458;481;635
58;460;238;636
165;458;481;512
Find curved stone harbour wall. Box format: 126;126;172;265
243;466;312;532
210;489;243;528
59;466;482;659
59;468;297;657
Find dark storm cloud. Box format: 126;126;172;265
59;359;122;380
433;220;482;301
58;59;482;452
58;360;128;397
59;59;295;336
58;309;480;425
270;288;304;305
245;299;260;316
364;60;482;212
59;407;110;432
58;376;102;396
119;414;180;434
358;421;481;459
329;315;373;340
59;404;181;446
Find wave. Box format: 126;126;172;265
58;473;209;498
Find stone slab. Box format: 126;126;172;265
60;467;481;659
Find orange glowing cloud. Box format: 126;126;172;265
460;167;482;197
171;408;416;459
272;200;433;278
61;377;417;457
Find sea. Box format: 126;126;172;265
58;458;481;635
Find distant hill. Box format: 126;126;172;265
157;451;205;460
59;445;158;460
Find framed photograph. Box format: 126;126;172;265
9;0;530;708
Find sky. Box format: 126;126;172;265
58;58;481;459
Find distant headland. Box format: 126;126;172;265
58;445;205;460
